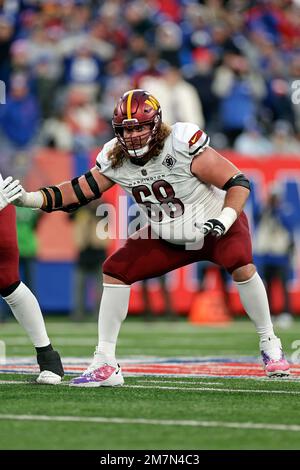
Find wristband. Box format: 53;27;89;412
23;191;44;209
217;207;238;233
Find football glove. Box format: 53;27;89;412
201;219;226;238
195;208;238;238
0;176;23;210
0;177;43;209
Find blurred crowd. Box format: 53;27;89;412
0;0;300;179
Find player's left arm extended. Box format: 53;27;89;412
1;167;114;212
191;146;250;237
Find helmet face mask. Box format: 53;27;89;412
112;90;162;159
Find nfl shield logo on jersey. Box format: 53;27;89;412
162;154;177;170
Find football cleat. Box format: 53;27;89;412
36;370;62;385
36;350;64;385
260;337;290;377
70;363;124;388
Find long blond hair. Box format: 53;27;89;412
107;122;172;169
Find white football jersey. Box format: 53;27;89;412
96;122;225;245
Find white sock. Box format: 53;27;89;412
96;283;131;363
235;272;276;342
3;282;50;347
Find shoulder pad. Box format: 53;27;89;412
172;122;210;156
95;137;117;172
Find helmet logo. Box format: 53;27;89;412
145;95;160;110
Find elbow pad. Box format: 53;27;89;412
222;173;251;192
40;170;102;213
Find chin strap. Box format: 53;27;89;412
127;144;150;158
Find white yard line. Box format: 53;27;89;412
1;380;300;395
138;380;224;385
2;338;96;346
0;413;299;432
234;376;300;383
123;385;300;395
0;322;255;335
135;375;300;383
0;355;263;363
0;380;36;385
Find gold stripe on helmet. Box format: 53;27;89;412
127;91;134;119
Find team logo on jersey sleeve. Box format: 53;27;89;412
162;154;177;170
189;130;203;147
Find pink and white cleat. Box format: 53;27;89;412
69;350;124;388
260;337;290;377
69;363;123;387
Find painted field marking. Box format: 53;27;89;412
2;336;238;346
0;380;36;385
1;356;300;379
1;380;300;395
0;323;259;339
3;338;96;346
0;413;299;432
123;385;300;395
138;380;224;385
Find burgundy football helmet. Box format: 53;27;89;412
112;89;162;158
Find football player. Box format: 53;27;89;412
2;89;290;386
0;174;64;384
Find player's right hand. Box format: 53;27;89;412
0;176;25;210
201;218;226;237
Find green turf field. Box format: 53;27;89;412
0;318;300;450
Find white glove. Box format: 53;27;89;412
0;176;24;211
0;177;43;209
